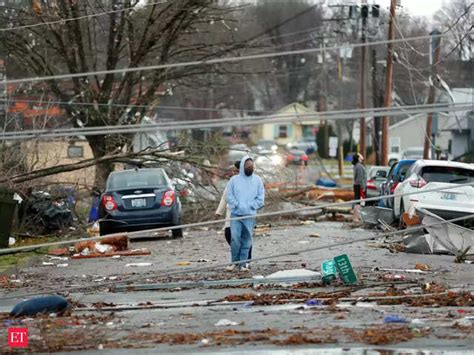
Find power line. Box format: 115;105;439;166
0;0;168;32
5;31;472;85
1;103;469;141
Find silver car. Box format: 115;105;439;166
366;166;390;200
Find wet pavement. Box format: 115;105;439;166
1;221;473;352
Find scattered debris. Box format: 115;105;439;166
401;212;421;227
177;261;192;266
72;248;151;259
382;274;407;281
360;206;394;226
309;233;320;238
214;319;239;327
125;263;152;267
383;315;409;324
420;209;474;256
452;318;472;329
10;295;70;317
415;263;431;271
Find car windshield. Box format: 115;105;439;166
421;166;474;184
107;169;167;190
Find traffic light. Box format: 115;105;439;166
361;5;369;18
372;4;380;18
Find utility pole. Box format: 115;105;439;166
359;2;368;158
381;0;396;166
423;30;442;160
319;35;328;159
372;48;382;165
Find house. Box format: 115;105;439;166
440;110;474;160
388;88;473;160
23;138;96;187
255;103;319;145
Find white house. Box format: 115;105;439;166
255;103;320;145
388;88;473;160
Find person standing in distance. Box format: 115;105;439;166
226;156;265;271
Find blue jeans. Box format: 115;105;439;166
230;216;255;267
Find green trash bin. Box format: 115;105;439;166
0;188;17;249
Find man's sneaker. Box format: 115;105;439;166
240;264;250;272
226;265;236;272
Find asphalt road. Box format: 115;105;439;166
1;221;473;352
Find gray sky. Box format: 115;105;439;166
376;0;445;18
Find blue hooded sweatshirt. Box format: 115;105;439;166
227;155;265;217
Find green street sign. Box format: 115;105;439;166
334;254;358;285
321;260;337;284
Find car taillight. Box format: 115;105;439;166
102;195;117;211
287;154;295;161
409;177;427;188
161;190;176;207
367;179;376;190
390;182;399;194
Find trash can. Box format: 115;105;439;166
0;188;17;248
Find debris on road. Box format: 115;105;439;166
360;206;394;226
177;261;192;266
383;315;409;324
415;263;431;271
71;248;151;259
10;295;70;317
214;319;239;327
125;263;152;267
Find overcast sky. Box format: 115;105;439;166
371;0;444;18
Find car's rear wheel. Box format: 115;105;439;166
172;227;183;238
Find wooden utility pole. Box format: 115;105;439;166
372;48;381;165
359;4;368;158
381;0;396;166
423;30;442;160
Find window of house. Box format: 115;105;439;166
278;125;288;138
68;145;84;158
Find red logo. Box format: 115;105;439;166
8;328;28;348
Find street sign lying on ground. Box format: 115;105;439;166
321;259;337;284
334;254;358;285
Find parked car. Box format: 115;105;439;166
393;160;473;222
401;147;424;160
286;138;317;154
227;143;249;164
285;149;308;166
99;168;182;237
380;160;417;208
253;140;278;153
366;166;391;201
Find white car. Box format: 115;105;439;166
393;160;474;220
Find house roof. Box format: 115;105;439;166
271;102;320;125
273;102;315;115
443;110;473;131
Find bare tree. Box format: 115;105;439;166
434;0;473;61
1;0;244;187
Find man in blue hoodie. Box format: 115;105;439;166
226;155;265;271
